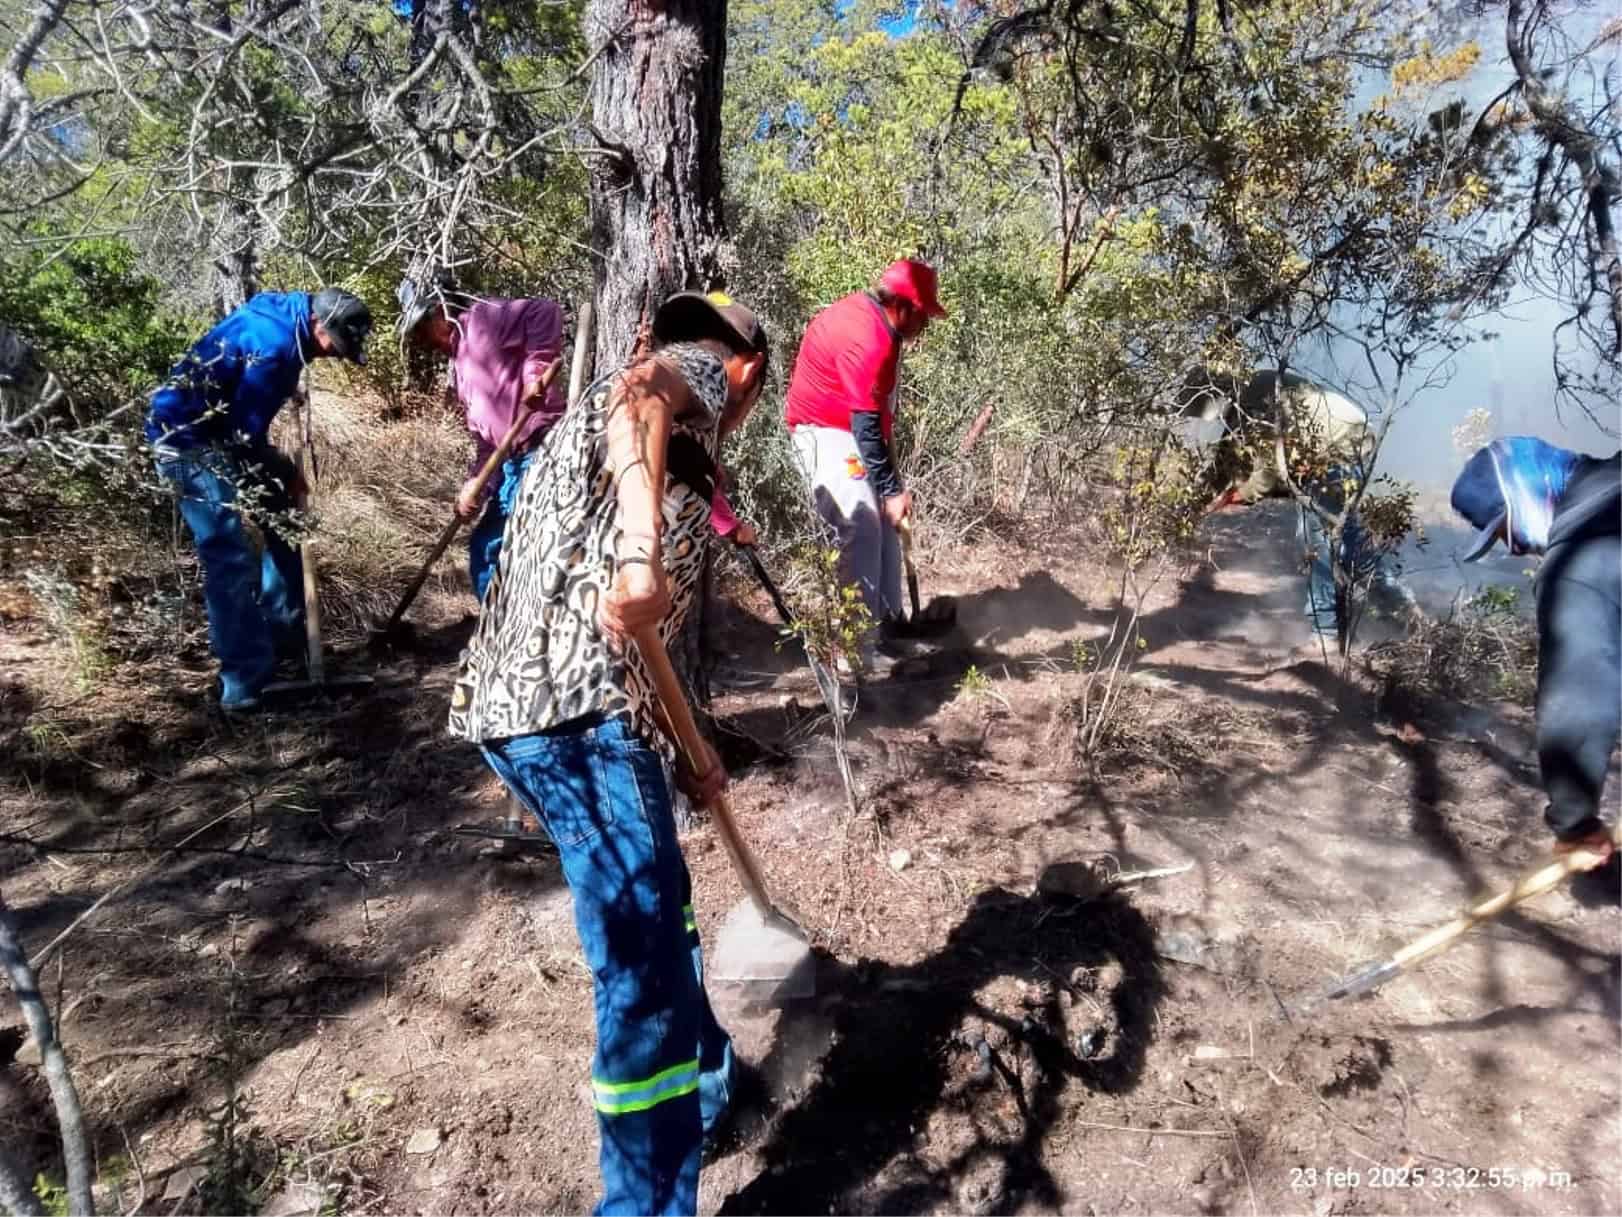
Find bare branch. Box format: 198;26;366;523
0;889;93;1216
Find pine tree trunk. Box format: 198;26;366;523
587;0;728;700
210;198;258;321
585;1;727;371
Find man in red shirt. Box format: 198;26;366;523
784;259;946;666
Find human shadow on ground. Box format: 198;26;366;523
718;878;1163;1215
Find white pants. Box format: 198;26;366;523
790;424;904;629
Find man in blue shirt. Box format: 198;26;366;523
146;289;372;711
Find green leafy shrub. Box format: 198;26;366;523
0;228;193;410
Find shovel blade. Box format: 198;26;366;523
891;595;958;638
711;900;815;1004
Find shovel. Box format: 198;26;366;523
893;516;956;637
737;545;846;714
370;356;562;647
633;625;814;1003
1307;826;1619;1010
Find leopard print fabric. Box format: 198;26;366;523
447;342;728;752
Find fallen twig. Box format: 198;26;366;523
1216;1087;1260;1217
1109;860;1195;887
1070;1120;1229;1138
76;1046;224;1068
119;1126;146;1217
30;799;252;971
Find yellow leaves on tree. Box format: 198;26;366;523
1391;41;1482;95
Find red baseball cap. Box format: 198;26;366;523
879;259;947;319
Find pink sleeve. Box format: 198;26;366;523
709;488;739;537
520;299;566;412
468;435;497;485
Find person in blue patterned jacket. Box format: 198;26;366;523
146;289;371;711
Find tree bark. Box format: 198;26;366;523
585;1;728;371
0;0;71;165
200;4;257;321
209;200;258;321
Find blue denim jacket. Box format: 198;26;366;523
145;292;315;448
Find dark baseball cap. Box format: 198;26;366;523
396;270;460;338
652;291;770;362
311;288;372;365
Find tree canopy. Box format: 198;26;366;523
1;0;1616;480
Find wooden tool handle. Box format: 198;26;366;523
469;355;564;500
632;626;777;918
297;445;324;684
742;546;796;629
897;515;918;569
568;300;594;407
383;515;464;631
1391;835;1617;971
381;356;563;631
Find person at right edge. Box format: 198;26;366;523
1451;436;1621;869
448;290;771;1216
784;258;947;671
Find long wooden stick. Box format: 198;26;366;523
1323;826;1619;1002
897;516;922;621
2;891;96;1216
632;626;781;921
379;355;562;631
568;299;594;407
297;443;324;684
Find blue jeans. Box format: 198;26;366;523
1298;468;1405;638
467;450;535;603
482;714;735;1217
157;445;304;704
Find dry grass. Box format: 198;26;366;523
3;388;473;690
1363;586;1537;710
1055;674;1226;775
271;390;470;644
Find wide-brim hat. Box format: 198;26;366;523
652;291;769;359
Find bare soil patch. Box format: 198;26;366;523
2;501;1617;1215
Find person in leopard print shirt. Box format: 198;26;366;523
449;291;770;1216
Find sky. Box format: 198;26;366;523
1311;3;1622;487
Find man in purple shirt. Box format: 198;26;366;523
399;274;568;600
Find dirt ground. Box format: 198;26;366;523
2;500;1617;1216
